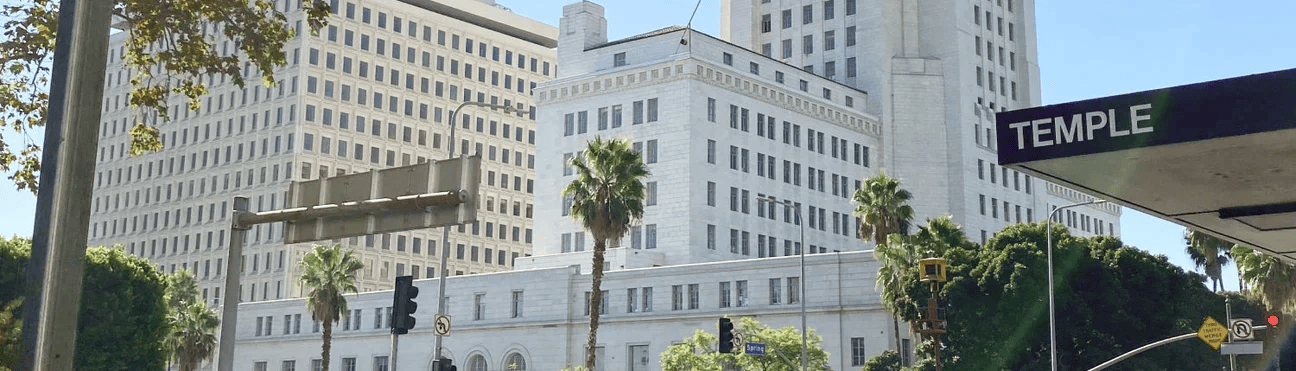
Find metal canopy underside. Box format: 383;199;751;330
996;68;1296;264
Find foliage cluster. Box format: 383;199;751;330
0;236;171;370
660;317;829;371
0;0;331;193
871;223;1272;370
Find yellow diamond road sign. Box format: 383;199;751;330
1198;316;1228;350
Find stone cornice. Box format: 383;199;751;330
536;57;882;138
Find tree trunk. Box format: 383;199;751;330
585;239;607;370
893;312;903;359
322;323;332;371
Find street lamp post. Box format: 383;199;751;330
756;196;807;371
1045;199;1106;371
434;101;515;362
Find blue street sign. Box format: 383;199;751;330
745;342;766;355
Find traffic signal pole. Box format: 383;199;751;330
390;333;400;371
19;0;112;368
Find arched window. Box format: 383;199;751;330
504;353;527;371
468;355;488;371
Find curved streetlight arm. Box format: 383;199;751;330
434;100;515;363
447;101;517;158
1046;199;1107;371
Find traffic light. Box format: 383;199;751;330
718;318;734;353
432;357;456;371
392;275;419;334
1265;311;1282;328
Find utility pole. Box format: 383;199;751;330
917;258;949;371
19;0;112;369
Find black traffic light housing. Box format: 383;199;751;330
432;357;456;371
392;275;419;334
718;317;734;353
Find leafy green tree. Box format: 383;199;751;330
0;298;21;371
859;350;902;371
0;0;331;192
297;244;363;371
0;237;173;369
852;172;916;352
1232;244;1296;311
562;136;650;371
660;317;828;371
866;221;1274;370
1183;229;1232;292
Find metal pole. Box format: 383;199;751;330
1226;296;1235;371
1046;199;1105;371
391;332;399;371
19;0;112;368
435;101;513;361
758;196;807;371
217;197;251;371
794;201;807;371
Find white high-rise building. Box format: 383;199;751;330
530;2;884;268
722;0;1120;242
87;0;558;305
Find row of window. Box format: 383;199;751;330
586;277;804;317
558;221;660;253
253;352;522;371
706;223;839;258
326;0;551;77
760;0;861;33
561;99;660;136
706;99;871;166
720;52;857;105
93;174;289;239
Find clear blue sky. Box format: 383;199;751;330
4;0;1293;291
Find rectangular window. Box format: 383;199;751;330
802;4;813;24
672;285;683;311
613;52;626;67
512;290;524;318
788;276;801;303
719;281;731;308
688;284;699;309
803;34;814;54
769;278;782;304
851;338;868;366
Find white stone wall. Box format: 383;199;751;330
536;14;882;268
234;251;894;371
723;0;1121;243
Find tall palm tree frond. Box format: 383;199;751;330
562;136;651;371
297;244;364;371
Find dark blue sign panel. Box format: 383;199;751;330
996;68;1296;165
745;342;766;355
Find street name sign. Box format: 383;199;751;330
1198;317;1228;350
745;343;766;355
285;156;481;243
1220;342;1264;355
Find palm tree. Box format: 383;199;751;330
1183;229;1232;292
167;301;220;371
1232;245;1296;312
164;269;219;371
298;244;364;371
852;171;916;245
852;172;916;354
562;137;650;371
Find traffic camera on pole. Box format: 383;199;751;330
392;276;419;334
718;318;734;353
